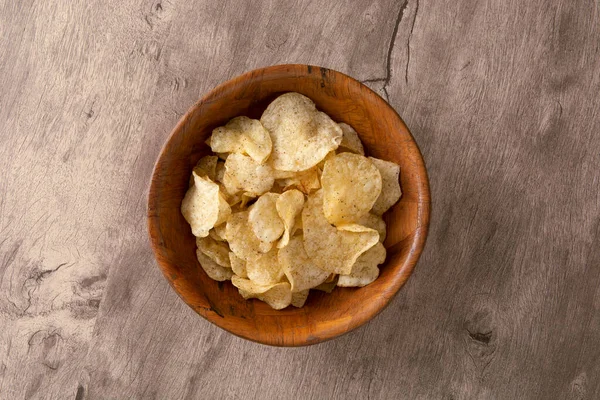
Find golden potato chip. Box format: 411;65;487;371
215;194;232;227
196;236;231;268
193;155;218;180
279;237;330;292
302;190;379;274
181;171;231;237
272;169;296;179
317;150;336;171
277;166;321;194
369;157;402;215
208;228;224;242
196;250;233;281
213;223;227;241
225;211;270;261
313;275;338;293
231;276;292;310
223;153;274;196
337;123;364;155
260;92;342;171
229;252;247;278
357;213;387;242
258;240;273;253
321;153;382;226
209;116;272;163
246;248;284;285
248;193;285;243
337;242;386;287
291;290;310;308
275;189;305;248
215;160;226;182
239;193;255;209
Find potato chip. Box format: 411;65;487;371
337;242;386;287
277;166;321;194
302;190;379;274
313;275;339;293
291;290;310;308
215;194;232;226
260;92;342;171
215;160;226;182
209;116;272;163
181;171;231;237
369;157;402;215
338;123;365;155
223;153;274;196
196;236;231;268
196;250;233;281
317;150;336;171
229;252;247;278
321;153;382;226
225;211;269;261
248;193;285;243
275;189;305;248
246;248;284;285
208;228;224;242
357;213;387;242
231;276;292;310
193;155;218;180
213;223;228;241
279;237;330;292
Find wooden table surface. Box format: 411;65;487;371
1;0;599;399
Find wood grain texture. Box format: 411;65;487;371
1;0;599;398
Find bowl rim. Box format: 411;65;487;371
147;64;431;346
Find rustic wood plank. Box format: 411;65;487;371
1;0;599;398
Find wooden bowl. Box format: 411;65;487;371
147;64;430;346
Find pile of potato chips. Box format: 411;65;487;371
181;93;402;309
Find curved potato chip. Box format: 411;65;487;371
208;228;224;242
196;250;233;281
229;252;248;278
215;160;226;182
291;290;310;308
231;276;292;310
277;166;321;194
209;116;272;163
276;189;305;248
215;194;232;226
246;248;284;285
193;155;218;180
279;237;330;292
338;123;365;155
223;153;274;196
196;236;231;268
369;157;402;215
260;92;342;171
302;190;379;274
225;211;270;261
313;275;338;293
321;153;382;226
181;172;231;237
337;242;386;287
213;223;227;241
356;213;387;242
249;193;285;243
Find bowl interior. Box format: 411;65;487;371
148;65;430;346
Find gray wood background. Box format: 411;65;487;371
1;0;599;398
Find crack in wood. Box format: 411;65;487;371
382;0;409;101
364;0;418;100
405;0;419;84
